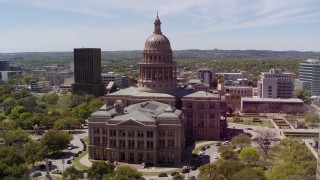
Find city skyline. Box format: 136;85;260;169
0;0;320;52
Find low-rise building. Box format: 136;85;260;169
241;97;304;113
31;81;51;92
101;72;123;88
224;71;246;81
225;86;253;97
88;100;184;165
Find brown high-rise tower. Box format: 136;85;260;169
137;14;177;93
71;48;105;97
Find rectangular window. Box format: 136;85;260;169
110;140;116;148
159;139;165;148
137;130;144;138
209;113;215;119
147;141;154;149
128;130;135;138
158;130;166;137
168;140;175;148
138;141;144;149
128;140;135;148
147;131;154;138
168;130;175;137
109;130;116;137
147;153;153;161
119;140;126;148
118;129;126;137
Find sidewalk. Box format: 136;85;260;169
77;141;216;173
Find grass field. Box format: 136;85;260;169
231;117;274;128
73;150;90;170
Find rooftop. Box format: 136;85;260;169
241;97;303;103
183;91;220;99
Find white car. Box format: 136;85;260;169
51;169;62;174
68;146;73;150
200;150;205;155
214;155;219;159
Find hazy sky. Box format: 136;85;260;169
0;0;320;52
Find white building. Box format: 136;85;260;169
257;69;294;99
101;72;122;88
224;71;246;81
299;59;320;96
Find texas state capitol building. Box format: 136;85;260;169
88;15;228;165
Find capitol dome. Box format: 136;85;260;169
138;13;177;93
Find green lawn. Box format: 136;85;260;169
141;169;181;176
73;150;90;170
231;117;274;128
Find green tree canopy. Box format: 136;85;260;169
112;166;145;180
62;166;84;180
304;112;320;128
172;174;185;180
198;160;245;180
4;128;30;146
88;161;115;180
41;129;72;155
233;167;266;180
294;89;311;102
1;97;18;115
23;140;45;167
239;147;260;166
218;145;238;161
0;146;28;179
231;133;251;150
72;103;92;123
9;106;26;120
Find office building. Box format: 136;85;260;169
71;48;105;97
224;71;246;81
257;69;294;98
0;60;9;71
299;59;320;96
101;72;122;88
197;69;212;85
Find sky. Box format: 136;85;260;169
0;0;320;52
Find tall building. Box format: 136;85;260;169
299;59;320;96
257;69;294;99
88;15;227;165
0;60;9;71
197;69;212;85
71;48;105;97
137;14;177;93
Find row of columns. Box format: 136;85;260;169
139;66;176;80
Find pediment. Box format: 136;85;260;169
116;118;146;126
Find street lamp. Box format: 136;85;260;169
62;159;65;172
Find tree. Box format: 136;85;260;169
1;97;18;115
218;145;238;161
89;98;104;111
239;147;260;166
17;96;37;112
62;166;84;180
41;93;59;105
198;160;245;180
172;174;185;180
113;166;145;180
231;133;251;151
4;128;30;146
23;140;45;167
41;129;72;155
88;161;115;180
54;117;81;131
304;112;320;128
294;89;311;102
227;92;241;114
233;167;266;180
72;103;92;123
0;146;28;179
255;129;276;164
9;106;26;120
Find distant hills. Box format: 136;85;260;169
1;49;319;63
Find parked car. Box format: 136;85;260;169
245;127;253;130
68;146;73;150
180;168;190;174
223;141;229;145
201;147;206;151
69;156;75;160
48;161;52;166
189;175;196;180
215;142;221;146
273;138;281;141
51;169;62;174
191;165;198;171
158;173;168;177
170;172;179;176
214;155;219;159
31;171;42;177
67;160;72;164
74;153;79;157
78;151;83;154
205;145;210;149
38;164;46;170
